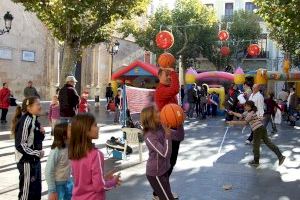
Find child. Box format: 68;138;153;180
69;113;121;200
12;96;45;200
106;98;116;112
227;100;285;167
140;105;174;200
45;122;72;200
114;89;122;124
78;91;89;113
48;95;60;136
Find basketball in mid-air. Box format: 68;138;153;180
158;53;176;68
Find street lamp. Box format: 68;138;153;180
106;40;120;81
0;12;13;35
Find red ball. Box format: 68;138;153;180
158;53;176;68
218;30;229;41
247;44;261;57
160;104;185;128
220;46;230;56
155;31;174;50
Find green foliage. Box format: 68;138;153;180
119;0;218;69
12;0;150;82
119;2;262;70
220;10;261;65
254;0;300;57
13;0;150;47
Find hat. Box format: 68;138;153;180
66;76;78;83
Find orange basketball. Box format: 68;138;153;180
158;53;176;68
160;104;185;128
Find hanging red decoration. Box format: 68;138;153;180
218;30;229;41
220;46;230;56
155;31;174;50
247;44;261;57
158;52;176;68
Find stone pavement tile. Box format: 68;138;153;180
1;116;299;200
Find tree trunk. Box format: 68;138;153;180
60;43;77;86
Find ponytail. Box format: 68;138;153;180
10;96;39;138
11;106;22;138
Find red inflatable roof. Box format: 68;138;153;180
112;60;158;80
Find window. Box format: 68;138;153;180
225;3;234;17
0;48;12;60
205;4;214;8
22;50;35;62
245;2;257;12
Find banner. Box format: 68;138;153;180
125;86;155;114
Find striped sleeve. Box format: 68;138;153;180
145;133;171;158
15;116;40;157
91;150;117;193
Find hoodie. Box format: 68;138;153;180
144;128;172;176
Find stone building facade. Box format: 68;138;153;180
0;0;60;100
0;0;146;101
81;39;145;99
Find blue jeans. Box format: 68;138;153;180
55;180;73;200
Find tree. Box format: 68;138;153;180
13;0;150;84
254;0;300;63
219;10;262;68
119;0;219;69
119;1;262;70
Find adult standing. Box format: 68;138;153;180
225;85;238;121
245;84;264;144
264;92;281;133
24;81;40;98
287;87;298;126
196;86;202;118
277;88;289;102
211;92;219;117
200;85;208;119
105;83;114;103
58;76;80;121
0;83;11;124
154;68;183;199
114;89;122;124
180;85;185;106
187;84;197;118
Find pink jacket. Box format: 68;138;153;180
71;148;117;200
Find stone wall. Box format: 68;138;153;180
81;39;145;99
0;0;59;101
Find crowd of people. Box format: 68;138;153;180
0;69;299;200
184;83;220;119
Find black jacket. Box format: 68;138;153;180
58;84;80;117
15;113;44;162
105;86;113;98
187;88;197;103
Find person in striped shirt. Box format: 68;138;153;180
227;100;285;167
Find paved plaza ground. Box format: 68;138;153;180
0;102;299;200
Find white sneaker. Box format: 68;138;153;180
172;192;179;199
152;193;178;199
245;140;251;145
152;195;160;200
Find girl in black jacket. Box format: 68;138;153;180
12;96;45;200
